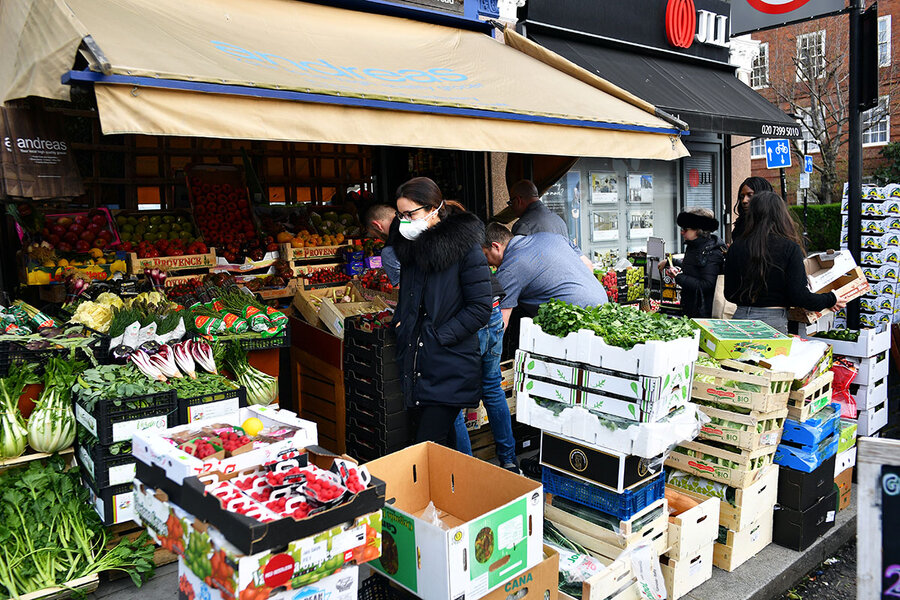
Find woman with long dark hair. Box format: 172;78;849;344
724;191;845;333
732;177;774;239
391;177;492;446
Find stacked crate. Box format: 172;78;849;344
343;317;413;461
666;357;793;572
514;317;707;597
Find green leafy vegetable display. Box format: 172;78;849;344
534;300;697;349
165;372;238;399
0;457;155;597
813;329;860;342
74;364;171;413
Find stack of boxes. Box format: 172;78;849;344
514;317;711;598
839;183;900;327
666;319;793;572
343;318;413;462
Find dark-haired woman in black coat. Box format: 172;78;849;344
392;177;492;446
659;208;725;318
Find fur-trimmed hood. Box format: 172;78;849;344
393;210;485;273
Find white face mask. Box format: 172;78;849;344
398;203;441;241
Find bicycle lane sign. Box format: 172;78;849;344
765;139;792;169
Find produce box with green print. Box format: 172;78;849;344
695;404;788;451
692;319;793;360
365;443;544;600
665;440;777;489
838;418;858;454
134;478;381;599
692;356;793;413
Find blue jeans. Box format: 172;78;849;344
450;307;516;464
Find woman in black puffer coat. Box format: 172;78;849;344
660;208;725;318
392;177;492;446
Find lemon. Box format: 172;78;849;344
242;417;264;437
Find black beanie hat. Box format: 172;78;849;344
677;211;718;232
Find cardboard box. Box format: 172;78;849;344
667;466;778;532
795;312;835;337
773;489;837;551
835;446;857;476
660;543;714;600
365;443;544;600
518;317;700;378
777;454;837;511
858;400;888;436
712;510;774;572
482;545;559;600
665;440;776;489
665;495;720;561
540;432;662;493
803;250;859;291
178;558;358;600
515;350;692;423
696;405;787;451
690;359;793;413
834;467;853;511
842;351;889;385
692;319;793;360
135;480;380;597
789;267;871;324
838;419;858;454
516;392;702;459
850;375;888;410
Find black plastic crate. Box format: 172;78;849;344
234;324;290;351
344;346;400;380
177;386;247;424
347;401;410;431
345;318;396;346
74;390;178;445
347;415;413;449
346;433;409;463
80;473;135;526
513;422;541;454
345;369;402;398
345;384;405;416
75;441;136;489
359;573;416;600
0;341;86;377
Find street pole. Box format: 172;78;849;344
847;0;863;329
780;167;787;202
803;141;809;250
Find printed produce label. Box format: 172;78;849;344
109;462;136;486
373;506;417;593
187;398;239;423
76;445;95;479
469;498;527;589
111;415;169;443
74;403;98;437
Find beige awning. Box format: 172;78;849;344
1;0;689;159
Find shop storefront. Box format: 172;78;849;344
516;0;801;259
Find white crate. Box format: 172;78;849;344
516;391;702;458
858;400;888;436
835;447;857;477
851;374;888;411
518;317;699;378
665;495;720;561
841;351;890;385
660;543;714;600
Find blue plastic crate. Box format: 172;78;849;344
541;466;665;521
775;433;839;473
782;403;841;447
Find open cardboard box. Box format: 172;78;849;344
804;250;858;290
790;251;871;324
365;443;544;600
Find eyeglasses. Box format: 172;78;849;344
506;195;519;206
395;205;428;220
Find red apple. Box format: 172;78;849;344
97;230;113;242
48;234;61;246
69;223;84;235
91;214;106;227
41;227;50;237
94;238;108;249
79;231;96;243
51;225;66;237
58;242;73;252
75;240;90;252
57;217;73;227
63;232;79;244
74;215;89;227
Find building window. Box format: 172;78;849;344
798;108;820;153
863;96;890;146
751;43;769;89
750;138;766;159
796;31;826;80
879;15;891;67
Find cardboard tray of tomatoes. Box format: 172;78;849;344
185;164;260;249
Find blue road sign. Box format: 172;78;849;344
765;139;792;169
804;155;814;173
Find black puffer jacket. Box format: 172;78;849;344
392;210;492;409
675;235;726;318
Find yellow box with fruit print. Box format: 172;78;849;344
18;250;128;286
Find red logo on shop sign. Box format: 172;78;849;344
689;168;700;187
666;0;697;49
262;553;295;589
746;0;813;15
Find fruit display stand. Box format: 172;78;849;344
18;250;129;285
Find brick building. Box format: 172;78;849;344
747;1;899;204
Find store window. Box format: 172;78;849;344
863;96;891;146
796;31;826;81
798;108;821;153
751;43;769;89
750;138;766;159
879;15;892;67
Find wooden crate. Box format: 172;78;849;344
292;283;361;328
787;371;834;422
665;495;720;561
103;521;177;581
692;360;793;412
292;261;343;277
280;242;353;261
126;249;216;274
19;574;99;600
468;424;496;462
290;346;345;453
713;509;774;572
318;296;388;338
0;446;74;474
254;278;300;300
660;543;714;600
667;465;778;532
695;404;788;450
547;505;669;561
544;496;668;549
579;558;645;600
665;440;776;489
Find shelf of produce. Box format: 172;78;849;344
126;250;217;274
18;574;99;600
0;446;74;473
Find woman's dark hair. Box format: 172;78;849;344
743;190;804;302
395;177;463;219
736;177;774;216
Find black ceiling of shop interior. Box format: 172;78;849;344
530;33;801;138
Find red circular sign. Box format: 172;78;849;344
746;0;813;14
262;553;295;589
688;168;700;188
666;0;697;49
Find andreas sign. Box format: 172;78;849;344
666;0;729;49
